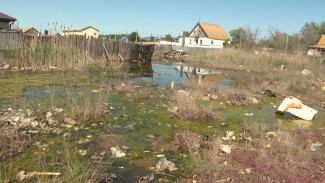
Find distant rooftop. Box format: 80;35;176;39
311;35;325;49
0;12;16;22
63;26;99;32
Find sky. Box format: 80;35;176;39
1;0;325;38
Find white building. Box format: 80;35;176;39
179;22;230;49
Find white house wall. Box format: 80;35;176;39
179;37;225;49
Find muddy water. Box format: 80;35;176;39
0;63;323;182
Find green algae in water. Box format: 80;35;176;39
1;63;324;182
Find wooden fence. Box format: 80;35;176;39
0;30;23;50
0;31;155;62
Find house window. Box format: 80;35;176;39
190;39;192;44
94;32;97;36
200;40;202;45
196;39;198;45
211;40;214;45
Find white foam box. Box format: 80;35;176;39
277;98;318;120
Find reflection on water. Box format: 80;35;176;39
139;63;233;86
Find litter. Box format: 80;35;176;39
302;69;311;75
138;173;154;183
110;147;126;158
311;142;322;147
277;97;318;120
226;131;234;137
310;141;322;151
17;170;61;181
148;134;155;139
176;90;190;97
222;131;236;141
64;117;77;125
78;149;87;156
156;157;178;171
220;144;232;153
168;106;179;113
244;113;253;116
157;154;165;158
261;89;276;97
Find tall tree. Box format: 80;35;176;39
129;32;139;42
229;26;260;49
164;34;174;42
301;21;321;50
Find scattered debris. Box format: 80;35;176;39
2;64;10;70
110;147;126;158
266;131;278;137
78;149;87;156
17;170;61;181
147;134;155;139
251;97;259;104
277;97;318;120
176;90;190;97
104;178;114;183
302;69;311;75
222;131;236;141
310;141;322;151
244;113;254;116
202;96;210;100
220;144;232;153
160;50;189;61
157;154;165;158
64;117;77;125
261;89;276;97
239;168;252;175
168;106;179;113
156;157;178;171
220;123;229;127
138;173;154;183
118;114;129;118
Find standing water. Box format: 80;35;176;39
0;63;323;182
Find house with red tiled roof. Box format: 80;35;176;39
0;12;16;29
179;22;230;49
308;35;325;57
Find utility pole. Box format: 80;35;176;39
182;31;186;47
298;35;300;51
136;30;138;43
285;35;288;54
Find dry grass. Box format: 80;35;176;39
64;85;110;124
187;48;324;74
184;79;263;106
170;91;222;122
169;129;204;154
76;162;107;183
0;126;31;158
184;122;325;182
3;39;109;70
181;48;325;104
